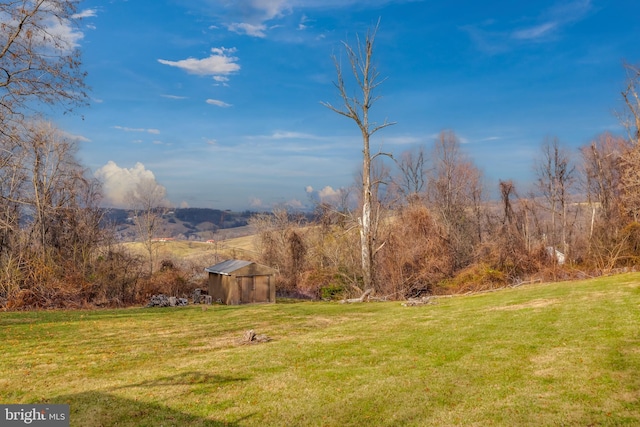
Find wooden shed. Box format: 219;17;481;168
205;259;277;305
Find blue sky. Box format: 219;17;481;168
56;0;639;211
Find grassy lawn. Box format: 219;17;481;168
1;274;639;426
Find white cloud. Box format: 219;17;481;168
61;130;91;142
227;22;267;38
385;135;422;145
114;126;160;134
158;47;240;78
94;161;168;208
464;0;593;52
253;0;291;20
318;185;341;201
249;197;264;208
42;17;84;52
72;9;97;19
512;22;558;40
161;94;187;100
475;136;502;143
206;99;232;107
215;0;404;38
306;185;344;205
270;130;317;139
286;198;304;209
218;0;290;37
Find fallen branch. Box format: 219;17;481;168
239;329;271;345
340;288;373;304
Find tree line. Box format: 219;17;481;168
251;27;640;300
0;1;201;309
1;7;639;308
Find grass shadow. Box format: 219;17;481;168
110;371;249;390
50;390;252;426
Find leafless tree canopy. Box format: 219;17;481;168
534;138;576;256
426;130;484;269
0;0;87;128
0;120;106;306
322;20;395;291
126;178;170;276
620;62;640;145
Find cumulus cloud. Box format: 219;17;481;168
206;99;232;107
318;186;342;201
249;197;264;208
158;47;240;78
42;16;85;53
285;199;304;209
94;161;168;208
306;185;345;205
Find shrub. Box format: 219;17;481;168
440;263;507;294
320;283;346;300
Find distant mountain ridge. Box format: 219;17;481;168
102;208;257;242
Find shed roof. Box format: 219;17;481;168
204;259;253;275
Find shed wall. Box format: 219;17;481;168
208;273;275;305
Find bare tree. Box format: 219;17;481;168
619;62;640;145
322;21;395;291
617;62;640;221
0;0;87;129
580;133;627;231
426;130;484;269
393;145;428;205
126;177;170;276
535;138;576;258
0;120;105;305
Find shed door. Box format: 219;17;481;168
237;276;270;303
254;275;270;302
238;276;254;303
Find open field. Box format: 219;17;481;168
123;233;259;265
1;274;639;426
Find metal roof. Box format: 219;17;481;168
204;259;253;275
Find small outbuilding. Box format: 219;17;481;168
205;259;277;305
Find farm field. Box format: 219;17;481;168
123;233;259;266
1;274;639;426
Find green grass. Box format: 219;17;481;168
1;274;640;426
